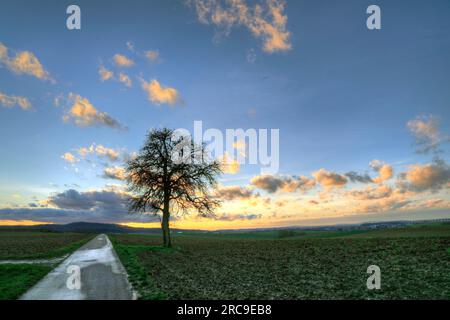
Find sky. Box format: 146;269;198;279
0;0;449;230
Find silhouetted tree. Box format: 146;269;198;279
126;128;221;247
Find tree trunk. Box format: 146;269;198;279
162;211;171;247
162;197;171;248
161;220;167;247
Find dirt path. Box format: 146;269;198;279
20;234;135;300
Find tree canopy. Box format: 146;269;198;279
126;128;222;247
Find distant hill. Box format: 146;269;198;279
0;222;161;234
0;218;449;234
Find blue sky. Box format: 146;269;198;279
0;0;449;229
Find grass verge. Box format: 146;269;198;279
109;235;169;300
0;264;53;300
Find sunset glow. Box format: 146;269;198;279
0;0;448;230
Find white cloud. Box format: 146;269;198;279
126;41;135;52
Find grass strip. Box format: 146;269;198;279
109;235;169;300
0;264;53;300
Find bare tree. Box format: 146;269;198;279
126;128;222;247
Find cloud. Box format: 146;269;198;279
93;145;120;161
373;165;393;184
145;50;160;62
98;66;131;88
0;91;32;110
251;174;315;193
233;140;246;157
0;206;158;225
312;169;347;189
344;171;373;184
63;93;126;130
77;145;95;158
352;197;412;214
76;144;123;164
369;159;384;171
118;72;132;87
407;115;448;154
211;213;262;221
98;65;114;81
126;41;135;52
53;93;64;107
0;188;158;224
369;160;393;184
397;158;450;193
61;152;78;163
103;166;127;181
219;152;240;174
213;185;257;200
0;42;52;81
140;79;180;106
44;188;144;219
113;54;134;67
188;0;291;53
246;48;257;63
348;185;393;200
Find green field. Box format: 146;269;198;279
0;264;52;300
0;224;448;300
0;231;93;299
111;223;450;300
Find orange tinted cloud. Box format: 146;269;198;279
369;160;393;184
190;0;291;53
0;42;52;81
0;91;32;110
118;72;132;87
141;79;180;106
64;93;125;130
77;144;121;161
145;50;160;62
251;174;315;193
399;161;450;192
312;169;347;189
103;166;127;181
98;65;114;81
219;152;240;174
213;185;256;200
61;152;78;163
373;164;393;184
113;54;134;67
